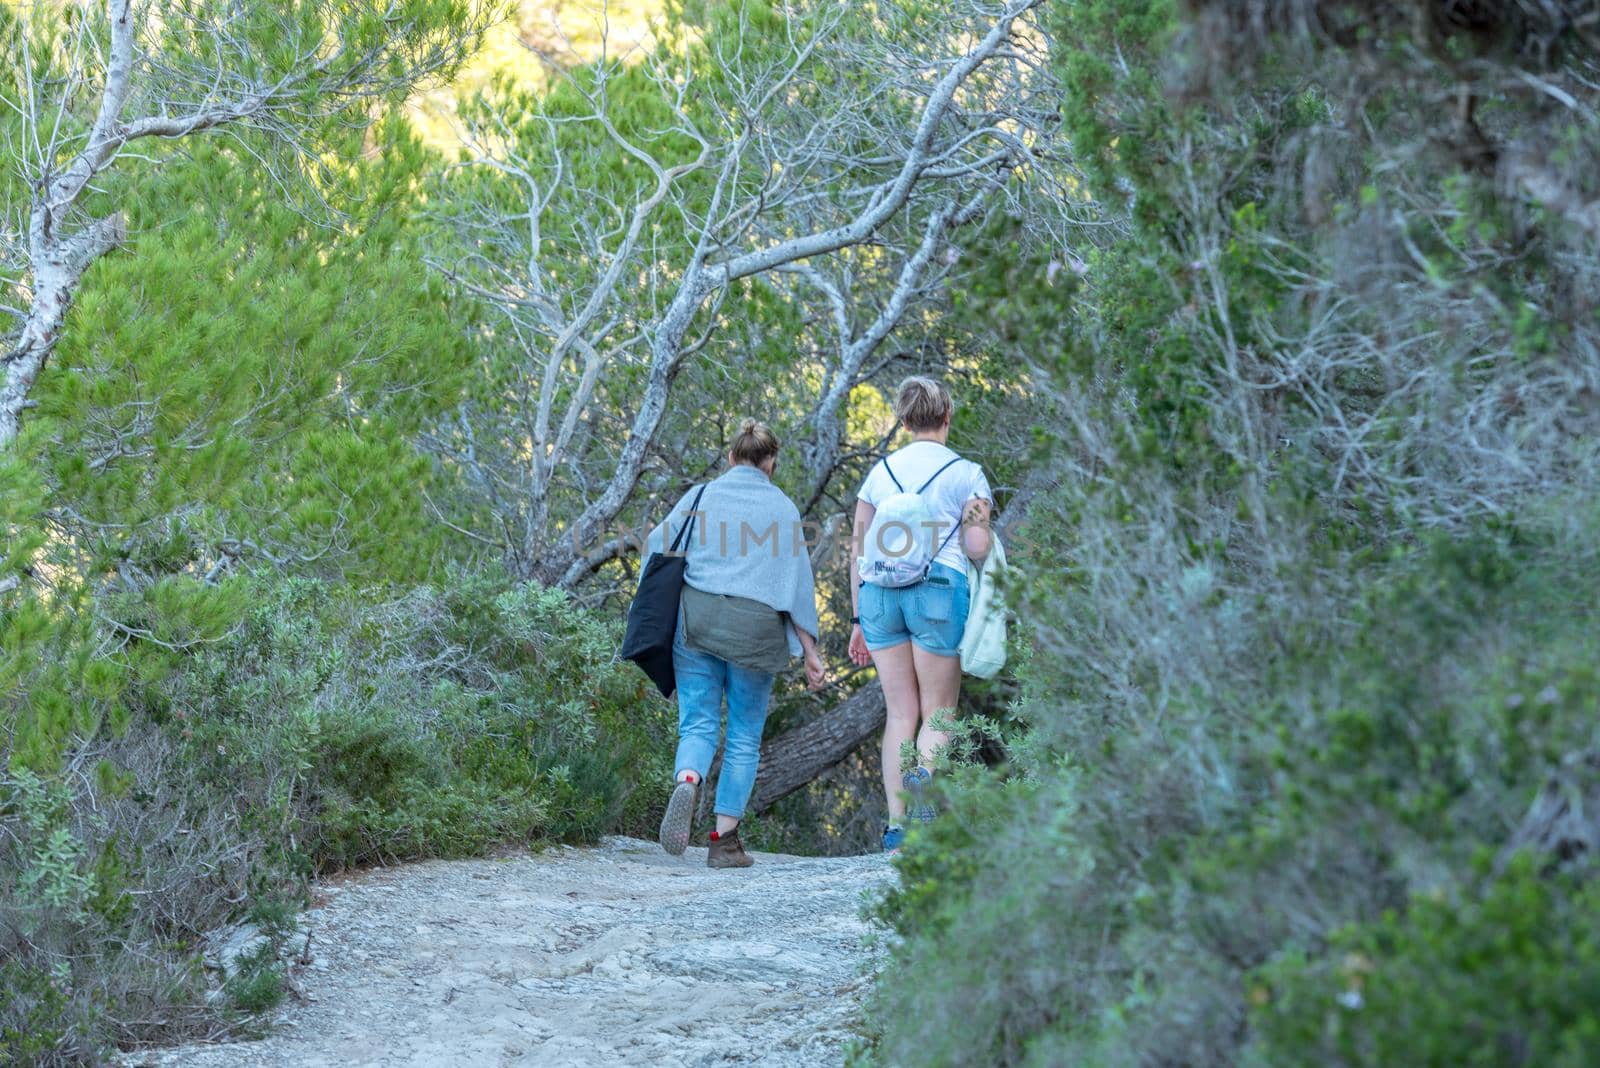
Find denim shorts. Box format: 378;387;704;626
859;561;970;656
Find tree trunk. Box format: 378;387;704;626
1;212;127;449
746;683;887;814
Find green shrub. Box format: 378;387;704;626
160;568;672;872
0;962;76;1064
224;942;287;1017
1252;859;1600;1067
863;0;1600;1059
0;567;672;1062
869;520;1600;1067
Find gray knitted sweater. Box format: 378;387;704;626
643;464;821;657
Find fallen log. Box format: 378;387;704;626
746;682;887;814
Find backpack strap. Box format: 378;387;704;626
881;457;905;493
668;483;710;554
920;456;971;565
932;511;963;560
915;457;963;495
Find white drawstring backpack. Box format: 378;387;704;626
858;456;964;588
959;534;1008;678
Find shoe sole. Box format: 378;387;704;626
659;780;696;856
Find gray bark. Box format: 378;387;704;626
426;0;1050;587
747;683;888;815
793;184;998;514
544;3;1040;584
1499;750;1600;876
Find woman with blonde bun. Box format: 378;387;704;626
643;420;826;869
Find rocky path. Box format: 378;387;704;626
123;838;894;1068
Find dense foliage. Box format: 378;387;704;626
2;569;668;1059
867;2;1600;1065
5;0;1599;1063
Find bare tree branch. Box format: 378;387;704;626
427;0;1053;587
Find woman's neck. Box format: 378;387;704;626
910;432;948;445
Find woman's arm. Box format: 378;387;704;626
961;496;993;564
791;620;826;690
849;499;875;667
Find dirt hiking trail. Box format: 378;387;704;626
123;837;894;1068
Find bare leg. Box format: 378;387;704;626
911;644;962;766
715;814;739;834
872;641;921;822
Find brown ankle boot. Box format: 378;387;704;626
707;826;755;869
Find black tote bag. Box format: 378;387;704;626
621;484;707;697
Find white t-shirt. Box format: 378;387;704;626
856;441;992;573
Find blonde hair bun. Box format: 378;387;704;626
730;419;780;467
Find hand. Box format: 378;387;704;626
848;623;872;667
804;647;827;691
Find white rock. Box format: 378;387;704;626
205;923;273;978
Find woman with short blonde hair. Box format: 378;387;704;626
894;376;954;432
850;377;992;852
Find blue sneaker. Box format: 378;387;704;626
902;766;937;823
882;824;907;853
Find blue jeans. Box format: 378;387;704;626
672;630;776;819
859;561;971;656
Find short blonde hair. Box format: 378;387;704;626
894;376;953;432
729;418;780;467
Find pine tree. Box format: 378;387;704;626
2;1;480;772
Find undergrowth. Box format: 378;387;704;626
1;568;671;1063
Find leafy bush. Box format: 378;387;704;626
0;568;671;1062
0;961;75;1065
1253;859;1600;1068
162;569;672;869
870;508;1600;1067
